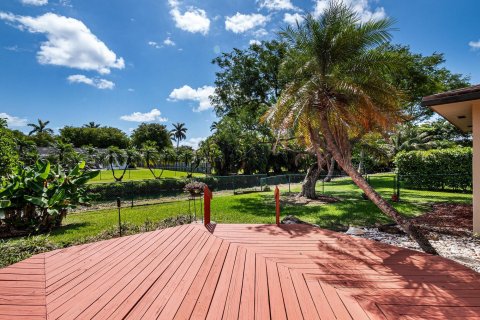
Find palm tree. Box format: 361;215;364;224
83;122;101;128
171;123;188;150
267;3;436;253
171;123;188;174
141;141;164;179
27;119;53;136
102;146;127;181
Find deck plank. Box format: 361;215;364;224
0;223;479;319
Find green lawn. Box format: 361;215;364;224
40;174;471;246
88;168;205;183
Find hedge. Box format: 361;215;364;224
86;175;267;202
395;147;472;191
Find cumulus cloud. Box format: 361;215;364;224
313;0;386;23
67;74;115;90
181;137;205;149
469;40;480;50
258;0;298;11
163;37;176;46
0;12;125;74
168;85;215;112
168;0;210;35
283;12;304;25
249;39;261;45
225;13;269;33
120;108;168;122
0;113;28;127
20;0;48;6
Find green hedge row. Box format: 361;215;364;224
86;175;266;201
395;147;472;191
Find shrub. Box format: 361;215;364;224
395;147;472;191
0;160;99;234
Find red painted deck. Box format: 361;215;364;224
1;224;480;319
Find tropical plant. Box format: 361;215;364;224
83;122;101;128
171;123;187;150
27;119;53;136
141;141;165;179
0;160;98;233
267;3;437;253
50;140;81;169
0;118;7;129
102;146;127;182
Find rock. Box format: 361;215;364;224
345;227;366;236
377;223;405;235
281;215;308;225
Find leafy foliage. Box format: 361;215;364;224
131;123;172;150
395;147;472;191
60;126;130;148
0;160;99;233
0;127;19;177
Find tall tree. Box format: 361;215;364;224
131;123;172;150
171;123;188;151
269;3;437;254
27;119;53;136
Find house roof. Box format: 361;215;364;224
1;223;480;319
421;85;480;133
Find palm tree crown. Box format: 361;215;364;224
27;119;54;136
83;122;101;128
171;123;188;149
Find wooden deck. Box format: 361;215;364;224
1;223;480;319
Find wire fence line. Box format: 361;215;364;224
82;172;473;215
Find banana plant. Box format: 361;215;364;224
0;159;99;232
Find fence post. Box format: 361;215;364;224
204;185;212;225
116;197;122;236
275;186;280;225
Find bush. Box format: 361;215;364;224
0;128;18;177
395;147;472;191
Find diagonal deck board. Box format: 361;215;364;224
0;223;479;319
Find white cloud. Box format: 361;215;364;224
168;85;215;112
469;40;480;50
168;1;210;35
0;12;125;74
0;113;28;127
163;37;176;46
67;74;115;90
249;39;261;46
283;12;304;25
120;108;168;122
258;0;297;11
128;88;135;92
148;41;161;48
181;137;205;149
20;0;47;6
313;0;386;23
225;13;269;33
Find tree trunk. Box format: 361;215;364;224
318;114;437;255
324;157;335;182
299;163;321;199
357;149;364;175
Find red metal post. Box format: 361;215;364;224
204;185;212;225
275;186;280;225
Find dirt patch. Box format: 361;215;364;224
412;203;473;237
281;194;340;207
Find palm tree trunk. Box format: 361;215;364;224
324;157;335;182
358;149;364;175
110;162;121;182
299;163;320;199
319;114;437;255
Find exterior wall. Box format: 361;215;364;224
473;103;480;234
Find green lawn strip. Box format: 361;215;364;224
88;168;205;184
3;175;472;248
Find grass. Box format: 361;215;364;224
16;174;471;247
88;168;205;184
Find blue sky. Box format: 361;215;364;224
1;0;480;148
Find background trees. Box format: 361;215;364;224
131;123;172;150
60;126;129;149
